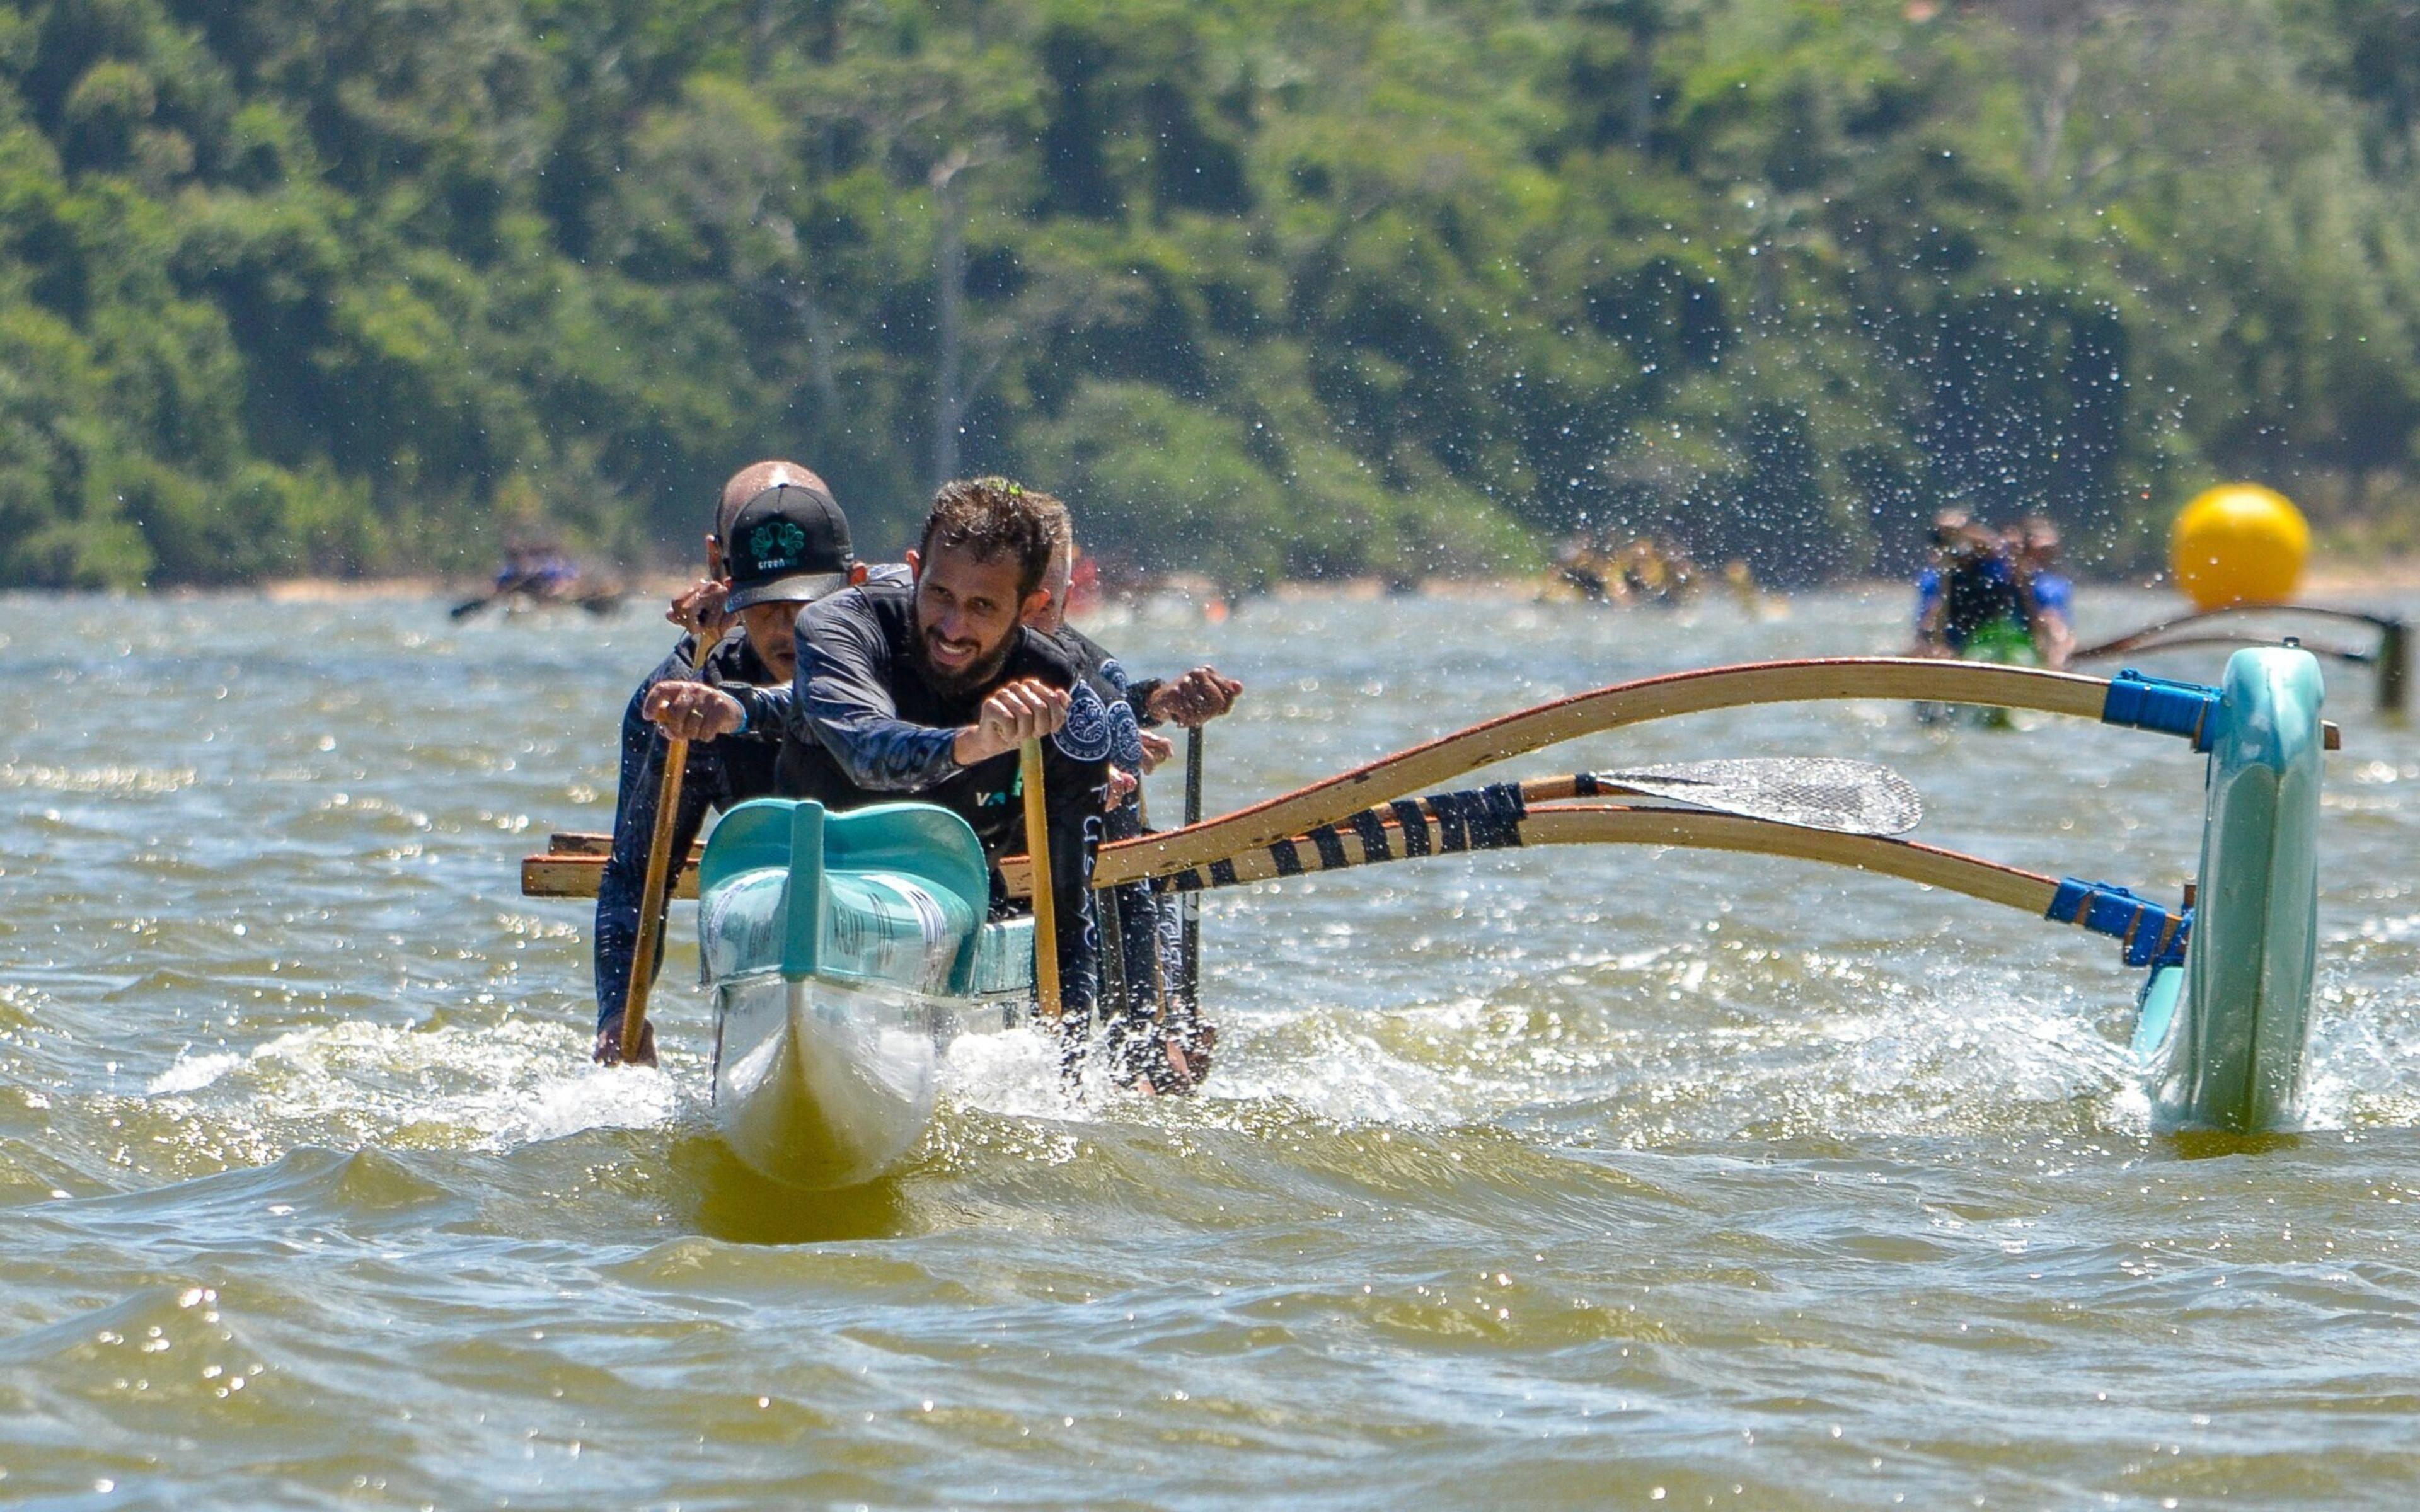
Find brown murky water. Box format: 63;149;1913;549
6;585;2420;1509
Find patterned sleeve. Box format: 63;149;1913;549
795;593;960;791
1079;638;1161;727
1040;701;1111;1024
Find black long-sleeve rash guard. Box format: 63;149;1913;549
727;580;1110;1019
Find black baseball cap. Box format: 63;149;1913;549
723;479;856;610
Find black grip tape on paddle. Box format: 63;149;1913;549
1431;790;1472;852
1349;808;1393;863
1310;825;1351;870
1424;782;1527;853
1390;799;1432;857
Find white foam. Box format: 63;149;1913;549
939;1026;1077;1120
1214;1034;1468;1125
136;1018;683;1156
147;1053;241;1095
521;1066;678;1141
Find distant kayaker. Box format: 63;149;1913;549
1911;512;2036;663
645;476;1114;1055
1026;505;1242;1091
592;462;872;1065
495;542;581;600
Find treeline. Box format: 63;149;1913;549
2;0;2417;591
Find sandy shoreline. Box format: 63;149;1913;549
20;556;2420;605
246;573;698;604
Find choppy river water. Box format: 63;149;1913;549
7;584;2420;1509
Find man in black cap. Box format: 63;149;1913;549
592;460;878;1065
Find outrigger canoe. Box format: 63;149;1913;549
526;649;2332;1188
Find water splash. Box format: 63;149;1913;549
125;1019;680;1179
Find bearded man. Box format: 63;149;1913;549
645;477;1112;1037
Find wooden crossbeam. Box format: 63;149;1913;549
1081;657;2318;890
517;842;696;900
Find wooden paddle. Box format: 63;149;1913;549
1000;762;1918;901
614;631;715;1064
2071;604;2408;714
2073;602;2400;662
1157;798;2061;916
1020;738;1063;1022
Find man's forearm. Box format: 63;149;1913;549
1123;677;1164;727
727;682;793;740
805;696;962;790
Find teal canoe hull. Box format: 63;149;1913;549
2130;647;2325;1133
698;799;1032;1188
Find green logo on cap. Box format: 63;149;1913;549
747;520;807;573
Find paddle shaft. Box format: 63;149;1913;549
1155;796;2061;917
1179;725;1203;1007
618;633;712;1061
1022;739;1064;1021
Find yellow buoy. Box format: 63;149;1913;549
2170;484;2308;610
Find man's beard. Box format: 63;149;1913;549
912;605;1017;701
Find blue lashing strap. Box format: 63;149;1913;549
2100;668;2222;752
2048;877;2192;970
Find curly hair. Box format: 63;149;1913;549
918;476;1068;600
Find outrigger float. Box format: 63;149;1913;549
524;650;2334;1189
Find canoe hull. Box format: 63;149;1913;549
2133;647;2325;1132
698;799;1034;1189
712;973;1006;1189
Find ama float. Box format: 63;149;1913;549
525;650;2333;1189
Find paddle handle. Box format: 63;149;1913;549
1022;739;1063;1021
617;631;714;1062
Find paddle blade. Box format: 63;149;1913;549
1591;758;1922;835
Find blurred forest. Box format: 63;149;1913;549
1;0;2417;590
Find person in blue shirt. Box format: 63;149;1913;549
1025;505;1242;1092
1912;512;2027;656
2010;516;2075;670
591;462;875;1065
